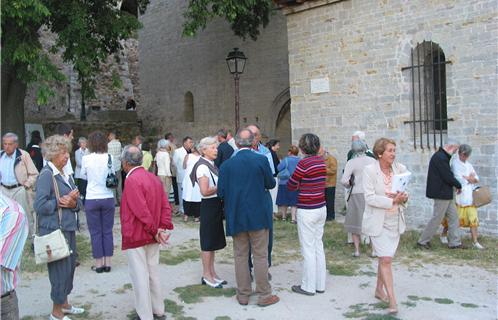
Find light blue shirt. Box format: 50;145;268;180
0;152;18;186
230;143;275;174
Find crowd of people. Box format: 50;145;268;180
0;123;487;320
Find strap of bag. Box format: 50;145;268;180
209;171;217;187
107;154;113;173
52;175;64;228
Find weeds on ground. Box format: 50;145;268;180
173;284;236;304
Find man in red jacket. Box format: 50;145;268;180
120;145;173;320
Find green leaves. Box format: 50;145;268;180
183;0;274;40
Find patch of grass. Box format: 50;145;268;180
21;234;92;273
401;301;417;308
359;282;370;289
460;302;479;308
21;317;35;320
370;301;389;309
420;296;432;301
214;317;231;320
173;285;236;304
364;315;401;320
160;249;199;265
407;295;420;301
358;270;377;277
434;298;454;304
328;262;358;276
343;303;369;318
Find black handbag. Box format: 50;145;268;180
106;154;118;188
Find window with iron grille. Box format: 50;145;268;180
402;41;453;150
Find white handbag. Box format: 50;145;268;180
34;175;72;265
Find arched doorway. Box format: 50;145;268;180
274;99;291;159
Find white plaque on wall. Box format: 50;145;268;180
310;77;330;94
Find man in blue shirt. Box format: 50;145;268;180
218;129;279;307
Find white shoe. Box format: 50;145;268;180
49;314;72;320
61;306;85;315
440;236;448;244
472;242;484;250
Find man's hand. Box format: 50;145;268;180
155;229;171;245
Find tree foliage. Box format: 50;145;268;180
183;0;274;41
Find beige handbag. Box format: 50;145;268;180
34;175;71;265
472;186;492;208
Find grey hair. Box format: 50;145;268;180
352;131;366;141
2;132;19;143
351;140;368;156
458;144;472;156
298;133;321;156
443;137;459;147
157;139;170;149
197;136;218;156
217;129;228;139
235;129;254;148
42;135;72;161
78;137;87;144
121;144;143;166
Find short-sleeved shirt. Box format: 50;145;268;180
81;153;114;200
196;159;218;199
0;194;29;295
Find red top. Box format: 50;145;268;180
287;155;326;209
120;167;173;250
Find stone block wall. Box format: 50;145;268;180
138;0;290;142
284;0;497;234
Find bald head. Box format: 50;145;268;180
235;129;254;148
246;124;261;146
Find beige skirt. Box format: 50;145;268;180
370;212;400;257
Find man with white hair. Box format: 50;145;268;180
418;138;464;249
0;132;39;238
346;131;375;161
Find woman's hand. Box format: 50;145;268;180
59;195;77;208
68;189;80;200
392;192;408;205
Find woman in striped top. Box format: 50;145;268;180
287;133;327;296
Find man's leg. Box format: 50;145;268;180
116;170;122;203
172;177;179;206
233;232;252;301
249;229;271;302
127;247;154;320
418;199;450;245
325;187;336;220
145;243;165;317
7;187;32;238
446;199;462;247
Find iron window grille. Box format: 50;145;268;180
402;41;453;150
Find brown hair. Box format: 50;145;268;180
88;131;108;153
288;145;299;156
372;138;396;159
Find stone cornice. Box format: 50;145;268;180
274;0;346;15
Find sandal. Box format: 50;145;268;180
183;215;188;222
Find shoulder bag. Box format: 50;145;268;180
277;158;290;180
34;175;72;265
472;186;492;208
106;154;119;188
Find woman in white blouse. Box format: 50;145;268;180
155;139;173;205
81;131;116;273
449;144;483;249
182;146;201;222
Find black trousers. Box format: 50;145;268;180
172;176;179;205
325;187;336;220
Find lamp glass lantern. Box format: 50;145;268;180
226;48;247;75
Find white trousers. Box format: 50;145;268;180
126;243;164;320
177;182;184;213
296;206;327;293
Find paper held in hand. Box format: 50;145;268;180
392;171;412;193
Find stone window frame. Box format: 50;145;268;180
184;91;194;122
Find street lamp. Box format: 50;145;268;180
226;48;247;132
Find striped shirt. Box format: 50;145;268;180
287;155;326;209
0;194;28;295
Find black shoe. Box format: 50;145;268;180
448;244;468;249
104;266;111;272
153;314;166;320
291;285;315;296
316;290;325;294
416;242;431;250
91;266;105;273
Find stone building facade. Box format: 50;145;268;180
279;0;497;234
138;0;291;152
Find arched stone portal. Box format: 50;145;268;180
274;99;291;159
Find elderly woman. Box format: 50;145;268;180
74;137;89;203
446;144;483;249
341;140;376;257
34;135;84;320
362;138;409;314
182;146;201;222
190;136;226;288
287;133;327;296
81;131;116;273
155;138;173;202
276;145;300;223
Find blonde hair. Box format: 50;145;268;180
42;135;72;161
372;138;396;159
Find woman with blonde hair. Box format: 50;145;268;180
34;135;84;320
362;138;409;314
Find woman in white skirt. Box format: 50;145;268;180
362;138;409;315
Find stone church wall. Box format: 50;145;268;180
137;0;290;142
283;0;497;234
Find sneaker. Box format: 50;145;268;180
472;242;484;250
440;236;448;244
